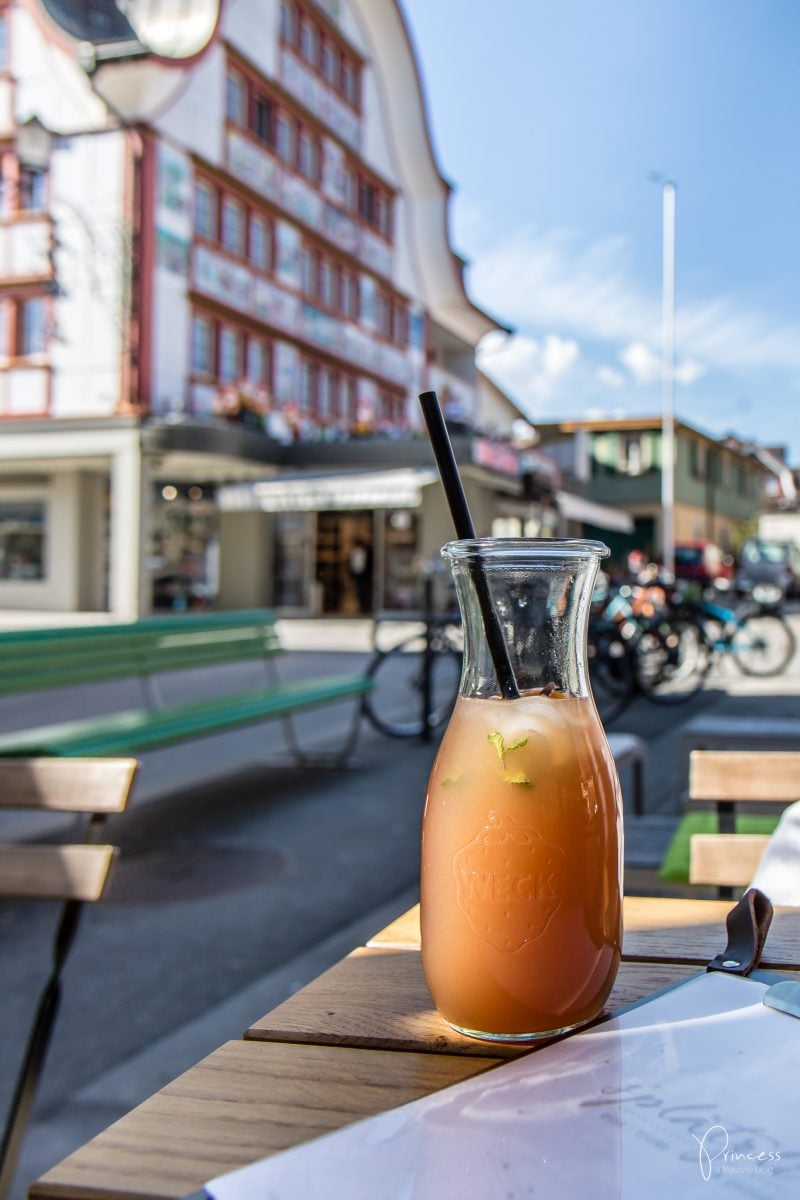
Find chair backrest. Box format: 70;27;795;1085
688;750;800;890
0;757;138;1199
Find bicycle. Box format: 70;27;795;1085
676;586;797;678
361;609;463;739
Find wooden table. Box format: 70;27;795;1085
31;897;800;1200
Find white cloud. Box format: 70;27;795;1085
596;365;625;388
619;341;661;384
478;331;580;407
468;225;800;374
674;358;707;385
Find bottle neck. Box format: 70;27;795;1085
450;551;600;700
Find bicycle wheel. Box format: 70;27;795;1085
362;637;462;738
587;628;635;725
730;614;796;677
636;618;709;704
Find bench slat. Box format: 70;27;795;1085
689;833;770;888
690;751;800;804
0;676;372;759
0;844;117;901
0;758;138;811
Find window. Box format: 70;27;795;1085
249;215;271;272
18;168;47;212
220;197;245;256
191;315;215;376
298;129;317;181
276;113;296;164
319;258;335;309
339;375;354;422
342;59;358;107
251;95;273;144
391;303;408;347
0;502;46;581
689;440;706;480
299;359;315;411
18;298;46;356
300;247;317;296
194;181;216;239
318;367;333;419
620;435;644;476
342;166;356;211
341;270;358;319
246;338;269;384
279;1;297;44
299;16;318;66
0;14;8;71
219;327;243;382
322;40;338;86
226;70;247;126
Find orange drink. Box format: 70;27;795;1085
421;689;622;1041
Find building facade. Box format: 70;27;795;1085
0;0;629;617
537;417;771;566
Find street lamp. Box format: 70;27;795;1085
649;173;677;579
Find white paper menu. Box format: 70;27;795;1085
205;972;800;1199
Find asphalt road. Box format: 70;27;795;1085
3;615;800;1197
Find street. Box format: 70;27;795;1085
2;614;799;1197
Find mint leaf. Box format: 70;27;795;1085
487;731;506;762
503;771;532;786
440;775;460;788
506;737;528;753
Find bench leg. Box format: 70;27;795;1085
279;698;364;769
0;901;83;1200
632;754;645;817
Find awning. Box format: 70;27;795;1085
218;468;438;513
556;491;634;534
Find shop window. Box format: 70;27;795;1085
226;69;247;126
0;501;46;580
219;327;243;382
251;94;273;144
18;167;47;211
191;315;215;376
249;215;272;271
194;180;216;239
18;297;46;356
220;197;245;256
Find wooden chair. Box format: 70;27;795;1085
688;750;800;899
0;757;138;1199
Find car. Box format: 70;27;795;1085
673;540;735;586
736;537;800;599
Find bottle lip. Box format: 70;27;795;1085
442;537;610;561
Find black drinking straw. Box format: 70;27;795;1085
418;391;520;700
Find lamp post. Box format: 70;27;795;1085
651;175;677;579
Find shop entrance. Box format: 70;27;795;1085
315;511;374;615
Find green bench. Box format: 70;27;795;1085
0;610;371;765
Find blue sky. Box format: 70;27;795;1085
400;0;800;460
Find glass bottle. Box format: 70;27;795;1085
420;538;623;1042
